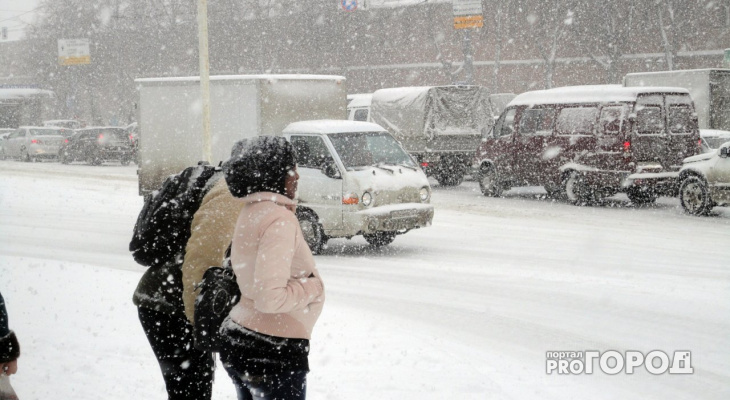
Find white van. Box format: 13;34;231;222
282;120;434;252
346;93;372;122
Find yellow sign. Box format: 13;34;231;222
59;56;91;66
454;15;483;29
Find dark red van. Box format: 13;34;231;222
474;85;700;205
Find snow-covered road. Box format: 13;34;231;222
1;161;728;399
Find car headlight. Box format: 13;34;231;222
362;191;373;206
419;187;430;202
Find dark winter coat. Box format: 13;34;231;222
0;291;20;364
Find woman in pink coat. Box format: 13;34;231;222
220;136;325;400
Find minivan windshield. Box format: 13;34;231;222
328;131;416;169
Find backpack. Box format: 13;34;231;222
194;244;240;352
129;162;223;268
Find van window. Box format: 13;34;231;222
556;107;598;135
667;105;693;134
636;106;664;135
291;135;332;169
518;108;555;136
598;106;625;135
328;131;415;169
353;109;369;122
496;108;516;138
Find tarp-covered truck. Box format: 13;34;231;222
369;85;495;186
623;69;730;131
135;74;346;195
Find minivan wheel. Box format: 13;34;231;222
296;209;326;254
562;171;594;206
478;165;502;197
679;176;713;216
364;232;396;247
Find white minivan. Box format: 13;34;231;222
282;120;434;252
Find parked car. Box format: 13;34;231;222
59;127;134;165
700;129;730;153
1;126;66;161
678;141;730;215
475;85;700;205
43;119;86;130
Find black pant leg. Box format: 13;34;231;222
138;306;214;400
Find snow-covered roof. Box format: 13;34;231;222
700;129;730;138
136;74;346;84
509;85;691;107
283;120;386;135
347;93;372;108
18;126;64;130
0;88;55;100
625;68;730;78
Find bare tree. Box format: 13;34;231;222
487;0;515;91
525;0;576;88
654;0;694;71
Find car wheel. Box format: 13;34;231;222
120;157;130;166
21;148;31;162
562;171;594;206
60;151;70;164
296;209;326;255
364;232;396;247
626;187;658;205
87;153;102;166
679;176;713;216
477;164;502;197
436;171;464;187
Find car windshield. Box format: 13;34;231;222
327;131;415;169
704;137;730;149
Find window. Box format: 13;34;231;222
598;106;626;135
328;131;415;169
556;107;598;135
636;106;664;135
497;108;516;138
353;109;369;122
290;135;332;169
518;108;555;136
667;105;693;134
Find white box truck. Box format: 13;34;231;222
623;69;730;131
136;74;347;194
135;75;432;250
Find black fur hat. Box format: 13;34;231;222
223;136;297;198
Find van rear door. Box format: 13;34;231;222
595;104;630;171
665;94;700;169
631;94;665;170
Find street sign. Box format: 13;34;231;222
58;39;91;66
453;0;483;29
342;0;358;12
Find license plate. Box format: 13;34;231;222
391;209;418;218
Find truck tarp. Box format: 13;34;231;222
370;86;494;141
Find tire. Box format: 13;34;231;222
60;151;70;164
626;187;658;205
364;232;396;247
477;164;502;197
120;157;131;166
562;171;594;206
296;209;326;254
436;172;464;186
679;176;713;216
87;153;102;166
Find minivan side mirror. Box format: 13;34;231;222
720;147;729;158
321;157;341;179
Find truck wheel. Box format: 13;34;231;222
679;176;712;216
562;171;594;206
436;173;464;186
296;209;326;254
626;187;657;206
477;165;502;197
364;232;396;247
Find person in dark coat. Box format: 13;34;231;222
0;291;20;376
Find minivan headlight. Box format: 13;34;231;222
419;187;430;202
362;191;373;206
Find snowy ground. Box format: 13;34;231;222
1;160;728;400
